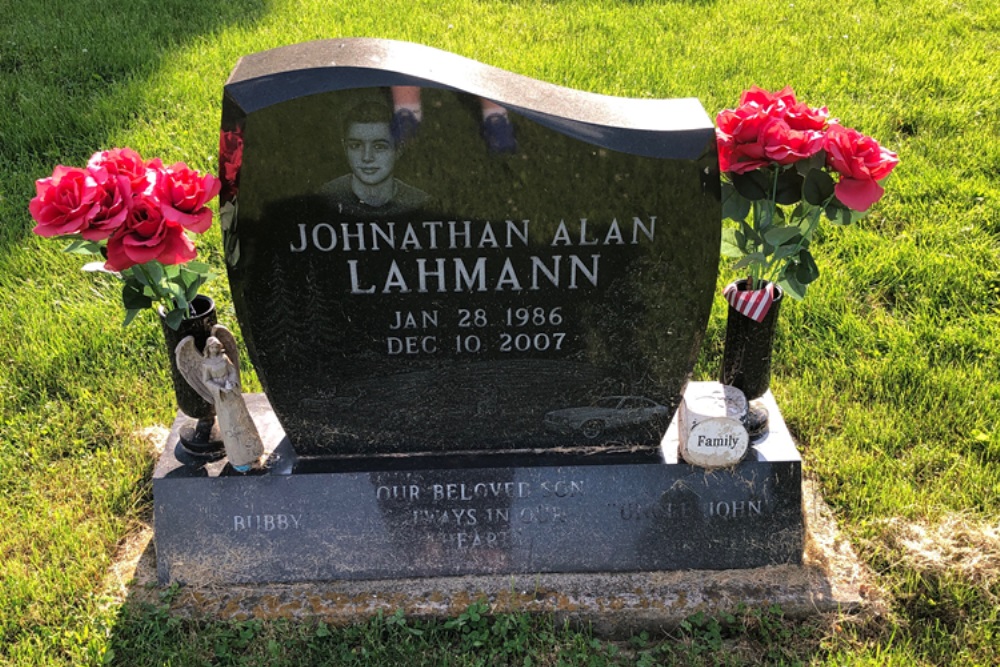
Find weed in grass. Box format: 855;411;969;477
443;599;491;652
212;619;262;664
624;605;822;666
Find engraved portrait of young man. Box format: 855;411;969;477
319;99;429;218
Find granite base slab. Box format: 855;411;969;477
153;393;803;585
126;478;872;639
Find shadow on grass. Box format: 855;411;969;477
0;0;270;253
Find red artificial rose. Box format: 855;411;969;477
88;147;160;194
739;85;797;113
105;196;196;271
824;124;899;211
29;165;101;237
151;162;220;233
716;103;776;174
716;86;836;174
759;117;825;165
716;87;814;174
717;133;771;174
717;103;773;144
80;166;132;241
783;101;829;132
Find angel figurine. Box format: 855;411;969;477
175;325;264;472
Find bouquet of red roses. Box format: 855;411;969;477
29;147;220;328
717;86;898;307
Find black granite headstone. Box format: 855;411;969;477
221;39;720;457
152;40;804;585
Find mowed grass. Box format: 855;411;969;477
1;0;998;664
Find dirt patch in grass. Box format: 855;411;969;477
878;514;1000;596
101;524;155;609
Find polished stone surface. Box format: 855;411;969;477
153;393;802;585
221;38;721;456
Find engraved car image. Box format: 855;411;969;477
543;396;670;439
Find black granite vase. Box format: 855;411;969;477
719;279;783;438
159;295;224;458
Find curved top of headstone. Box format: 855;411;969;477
224;38;713;159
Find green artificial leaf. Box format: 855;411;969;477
145;261;165;287
739;219;761;246
185;265;215;286
827;204;853;226
176;266;197;288
184;274;206;302
803;168;836;206
721;182;752;221
733;252;766;271
796;249;820;284
731;170;770;200
163;264;181;279
166;282;189;312
778;272;807;300
63;239;103;256
824;197;868;226
164;308;185;331
795;151;827;176
774;169;804;205
126;266;150;288
848;207;869;224
801;204;824;233
720;229;744;258
763;225;802;247
180;265;210;301
184;261;212;276
122;282;153;311
825;202;842;223
771;244;801;265
756;203;775;231
122;308;143;327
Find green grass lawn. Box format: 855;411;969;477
2;0;999;664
